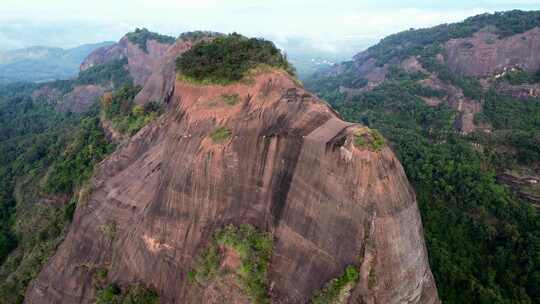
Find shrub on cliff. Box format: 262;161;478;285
126;28;175;53
101;85;163;136
95;284;158;304
176;33;295;84
44;116;113;194
178;31;223;42
312;265;360;304
188;224;273;304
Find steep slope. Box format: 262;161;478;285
25;68;438;303
32;28;179;113
134;31;222;105
0;82;114;302
305;10;540;304
308;10;540;135
81;28;175;86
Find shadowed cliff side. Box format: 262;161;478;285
25;70;439;304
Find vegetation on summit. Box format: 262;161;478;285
366;10;540;66
126;28;176;53
176;33;295;84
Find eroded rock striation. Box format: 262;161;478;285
445;27;540;77
25;70;439;303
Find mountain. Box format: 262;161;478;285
0;31;440;303
306;10;540;304
0;42;114;84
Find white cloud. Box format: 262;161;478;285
0;1;539;59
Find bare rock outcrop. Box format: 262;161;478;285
32;84;106;113
55;85;106;112
25;70;439;304
80;42;127;72
445;27;540;77
133;39;197;104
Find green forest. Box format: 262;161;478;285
176;33;295;84
306;18;540;302
0;84;115;302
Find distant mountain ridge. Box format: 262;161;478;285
305;10;540;304
0;42;115;84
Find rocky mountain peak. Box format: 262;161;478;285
24;36;439;303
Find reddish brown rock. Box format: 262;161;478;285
80;42;127;72
55;85;106;112
133;40;196;105
81;36;174;87
25;71;439;304
445;27;540;76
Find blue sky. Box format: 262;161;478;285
1;0;539;58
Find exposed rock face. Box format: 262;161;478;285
125;39;171;86
34;35;177;113
133;39;196;104
445;27;540;77
419;75;482;134
80;42;127;72
80;37;172;87
31;84;106;113
55;85;106;112
25;71;439;303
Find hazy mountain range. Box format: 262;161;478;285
0;42;114;84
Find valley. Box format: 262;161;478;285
0;9;538;304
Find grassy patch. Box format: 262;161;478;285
368;268;376;289
100;222;117;242
96;283;122;304
353;128;385;152
312;265;360;304
187;244;221;284
210;127;232;143
95;283;158;304
123;286;159;304
222;94;240;106
188;224;273;304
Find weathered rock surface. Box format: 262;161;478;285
133;39;196;105
55;85;106;112
81;36;173;87
25;70;438;304
445;27;540;77
31;84;107;113
80;41;127;72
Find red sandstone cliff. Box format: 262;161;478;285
25;70;439;303
32;34;177;113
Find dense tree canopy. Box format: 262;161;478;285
308;51;540;302
365;10;540;66
176;33;295;84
